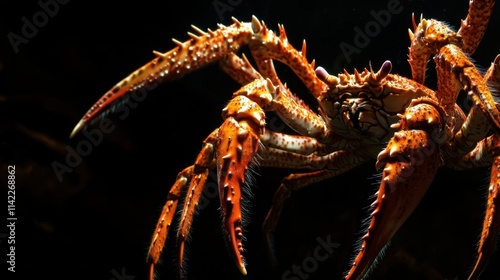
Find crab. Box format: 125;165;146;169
70;0;500;279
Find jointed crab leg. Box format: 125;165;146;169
405;10;500;278
345;97;449;280
70;15;333;278
468;135;500;280
146;78;273;278
71;4;500;279
467;54;500;280
442;55;500;161
261;169;349;262
408;0;494;84
147;130;216;279
147;166;187;279
215;79;274;274
70;17;260;138
436;54;500;280
70;15;329;140
457;0;495;55
409;17;500;134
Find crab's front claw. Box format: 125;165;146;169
70;18;260;138
345;99;447;280
215;94;266;274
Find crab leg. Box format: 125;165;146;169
442;56;500;279
485;55;500;91
70;17;261;137
467;54;500;279
219;52;263;84
457;0;495;55
409;14;500;132
147;129;216;279
69;16;335;278
442;55;500;161
220;24;333;142
450;134;500;280
408;0;494;84
147;166;187;279
248;22;328;99
407;0;500;137
215;78;277;274
262;170;346;261
438;44;500;131
255;130;370;263
175;138;215;274
468;135;500;280
345;98;448;280
148;77;273;278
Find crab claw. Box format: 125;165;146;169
217;118;258;275
216;95;265;275
346;101;445;280
70;19;257;138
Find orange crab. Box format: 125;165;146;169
71;0;500;279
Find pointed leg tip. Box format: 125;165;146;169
237;262;247;275
227;220;248;276
229;230;248;276
178;238;186;270
70;119;85;138
148;262;155;280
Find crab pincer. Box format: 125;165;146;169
216;93;267;274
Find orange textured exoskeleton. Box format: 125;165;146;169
71;0;499;279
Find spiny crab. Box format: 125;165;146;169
71;0;500;279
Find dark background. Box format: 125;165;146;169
1;0;500;279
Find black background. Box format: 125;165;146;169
1;0;500;279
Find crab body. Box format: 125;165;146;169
71;0;500;279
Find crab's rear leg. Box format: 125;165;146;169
147;166;186;279
147;130;217;279
148;78;274;278
261;168;359;263
467;55;500;280
345;98;449;280
256;130;372;263
464;134;500;280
